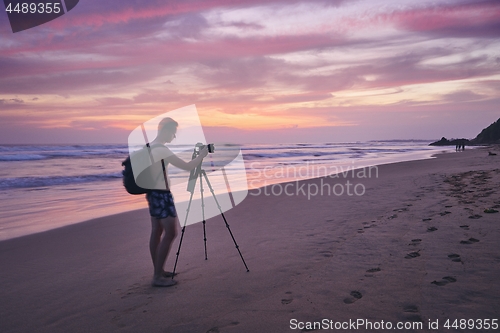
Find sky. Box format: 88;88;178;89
0;0;499;144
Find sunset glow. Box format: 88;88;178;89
1;0;499;143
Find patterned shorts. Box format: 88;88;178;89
146;191;178;219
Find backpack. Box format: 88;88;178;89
121;156;150;195
121;144;170;195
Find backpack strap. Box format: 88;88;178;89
160;159;170;192
146;142;170;191
147;143;170;192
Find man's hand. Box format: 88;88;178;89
199;146;209;158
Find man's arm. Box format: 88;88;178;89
164;147;209;171
151;145;208;171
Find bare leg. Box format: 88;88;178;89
152;216;179;286
149;217;163;267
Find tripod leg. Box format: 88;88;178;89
171;189;196;278
201;170;250;272
219;211;250;272
199;171;208;260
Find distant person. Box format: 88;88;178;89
455;139;466;151
459;139;466;151
145;118;208;287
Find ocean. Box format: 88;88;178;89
0;141;452;241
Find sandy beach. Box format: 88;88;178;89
1;146;499;333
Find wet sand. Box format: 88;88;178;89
1;146;499;333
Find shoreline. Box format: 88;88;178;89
0;145;455;242
1;145;499;332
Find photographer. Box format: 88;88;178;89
146;117;208;287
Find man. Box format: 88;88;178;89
144;117;208;287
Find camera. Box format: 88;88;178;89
187;143;214;192
195;143;215;154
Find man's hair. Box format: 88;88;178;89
158;117;178;134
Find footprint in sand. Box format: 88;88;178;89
282;291;294;305
119;283;144;299
405;251;420;259
427;227;438;232
460;238;480;244
365;267;381;277
431;276;457;286
448;254;462;262
362;224;372;229
439;211;452;216
319;250;333;257
366;267;381;273
409;239;422;246
459;225;470;230
403;304;419;313
403;304;423;322
422;218;432;222
468;214;482;219
344;291;362;304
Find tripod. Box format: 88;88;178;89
171;157;250;278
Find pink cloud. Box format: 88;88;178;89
46;0;345;29
387;1;500;37
1;0;499;144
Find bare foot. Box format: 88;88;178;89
152;277;177;287
162;271;178;278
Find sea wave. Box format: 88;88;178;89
0;145;129;162
242;146;430;160
0;154;47;161
0;173;122;189
0;142;439;190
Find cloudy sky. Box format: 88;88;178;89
0;0;499;144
